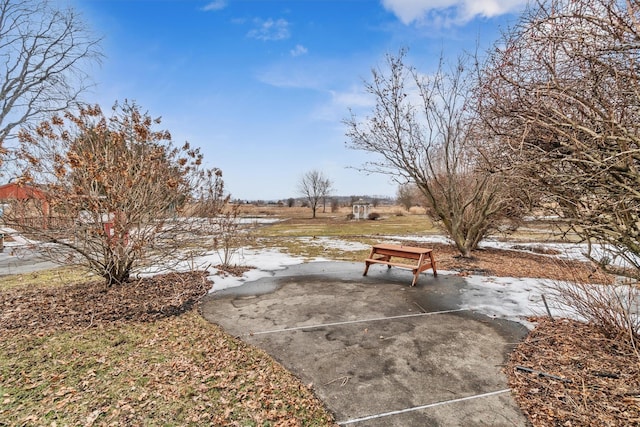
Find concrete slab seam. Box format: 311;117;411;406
336;389;512;425
247;308;468;336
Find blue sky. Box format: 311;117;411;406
68;0;527;201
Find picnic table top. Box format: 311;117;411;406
371;243;433;254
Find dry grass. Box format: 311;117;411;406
0;311;335;426
0;265;95;291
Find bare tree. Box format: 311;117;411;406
480;0;640;276
345;50;523;257
8;101;227;285
298;169;332;219
0;0;101;170
330;197;339;212
396;183;416;210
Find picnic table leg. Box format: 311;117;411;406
382;255;392;269
363;247;375;276
410;273;419;286
411;253;427;286
430;252;438;277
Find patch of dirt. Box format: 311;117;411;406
0;271;211;331
507;317;640;426
214;263;254;277
403;241;610;284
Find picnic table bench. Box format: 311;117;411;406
363;243;437;286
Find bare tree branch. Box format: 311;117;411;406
0;0;102;170
480;0;640;277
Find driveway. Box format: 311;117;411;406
200;261;530;426
0;248;58;276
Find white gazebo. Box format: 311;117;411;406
352;199;371;220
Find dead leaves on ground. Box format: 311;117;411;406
0;244;632;426
0;272;336;426
507;317;640;426
0;271;211;331
399;241;635;426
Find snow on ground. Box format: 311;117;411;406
183;236;586;327
460;275;566;328
194;235;636;328
0;227;35;245
204;248;327;292
297;236;371;252
3;228;635;328
135;247;324;291
380;233;638;268
381;235;454;246
235;217;282;225
481;239;640;269
385;234;637;267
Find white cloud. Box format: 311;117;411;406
311;87;375;122
257;63;322;89
290;44;308;57
380;0;526;25
331;87;375;110
202;0;226;11
247;18;290;41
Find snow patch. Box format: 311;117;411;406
297;236;370;252
460;275;570;328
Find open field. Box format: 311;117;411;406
1;205;633;426
240;204;578;242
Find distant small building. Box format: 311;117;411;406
0;182;46;201
0;182;50;228
352;198;371;220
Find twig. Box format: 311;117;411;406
541;293;554;321
83;313;95;330
515;366;572;383
618;391;640;397
323;376;350;386
591;371;620;379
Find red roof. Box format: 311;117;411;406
0;182;46;200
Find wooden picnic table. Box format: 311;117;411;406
363;243;437;286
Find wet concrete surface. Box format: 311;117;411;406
201;261;530;426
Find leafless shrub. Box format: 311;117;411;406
9;101;229;286
549;272;640;358
213;204;254;268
